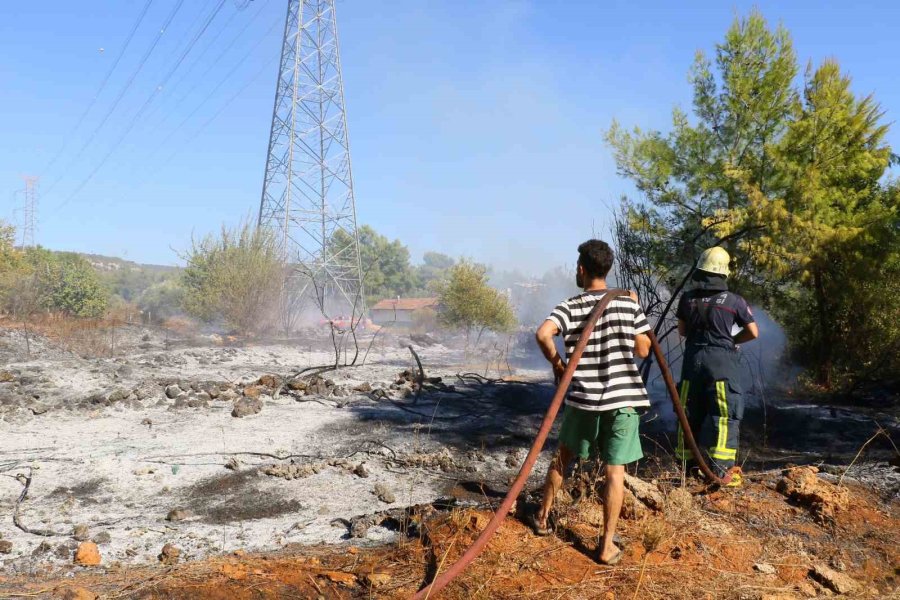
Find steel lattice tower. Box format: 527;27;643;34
20;176;39;248
258;0;364;321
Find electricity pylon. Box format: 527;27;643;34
257;0;365;327
21;176;39;248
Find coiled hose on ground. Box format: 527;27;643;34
412;289;726;599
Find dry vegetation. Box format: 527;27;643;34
2;466;897;599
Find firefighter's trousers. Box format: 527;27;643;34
675;345;743;477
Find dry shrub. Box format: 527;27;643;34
162;316;197;335
36;313;115;357
639;515;669;554
665;487;696;521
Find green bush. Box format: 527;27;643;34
434;260;516;344
180;221;283;334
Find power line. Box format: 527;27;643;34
40;0;156;176
54;0;229;211
171;0;270;107
152;54;279;177
42;0;188;198
139;2;244;124
143;15;281;166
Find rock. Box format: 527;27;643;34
141;418;152;427
373;483;396;504
777;467;849;523
32;541;53;556
287;379;307;392
755;563;777;575
0;540;11;554
173;395;188;409
332;386;348;397
232;396;263;418
621;488;647;519
219;389;239;402
158;543;180;565
623;473;664;511
323;571;357;586
353;382;372;393
205;385;221;399
107;388;130;402
364;572;391;588
242;385;262;399
795;581;817;597
30;404;50;415
164;384;181;399
505;452;520;468
87;393;109;406
92;531;111;545
225;457;241;471
58;587;98;600
410;333;437;346
810;563;859;595
73;524;90;541
353;463;370;478
133;383;156;401
74;542;101;566
187;395;208;408
257;374;282;389
166;508;191;522
263;463;320;480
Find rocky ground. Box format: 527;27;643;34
0;322;556;575
0;321;898;598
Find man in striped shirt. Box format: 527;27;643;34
532;239;651;566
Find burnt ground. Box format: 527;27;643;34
0;321;898;598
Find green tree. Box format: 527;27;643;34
180;221;283;334
138;278;186;323
434;260;516;345
0;221;19;269
330;225;418;305
605;11;900;387
16;249;109;318
735;62;897;384
416;251;455;292
48;253;109;318
606;10;797;293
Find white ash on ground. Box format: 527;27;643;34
0;325;553;576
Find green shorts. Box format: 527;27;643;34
559;404;643;465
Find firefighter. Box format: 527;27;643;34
675;247;758;486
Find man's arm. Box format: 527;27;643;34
733;322;759;344
629;291;651;358
733;298;759;344
634;332;651;358
535;320;565;381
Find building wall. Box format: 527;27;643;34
371;308;415;325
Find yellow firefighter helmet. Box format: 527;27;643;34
697;246;731;277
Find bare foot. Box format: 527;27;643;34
598;543;622;565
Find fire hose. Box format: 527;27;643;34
412;289;726;599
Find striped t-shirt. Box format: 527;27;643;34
547;290;651;412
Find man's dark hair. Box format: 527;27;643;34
577;239;614;279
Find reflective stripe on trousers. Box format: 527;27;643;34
710;381;736;461
675;380;691;460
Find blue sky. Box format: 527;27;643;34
2;1;899;272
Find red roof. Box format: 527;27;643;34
370;297;438;311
